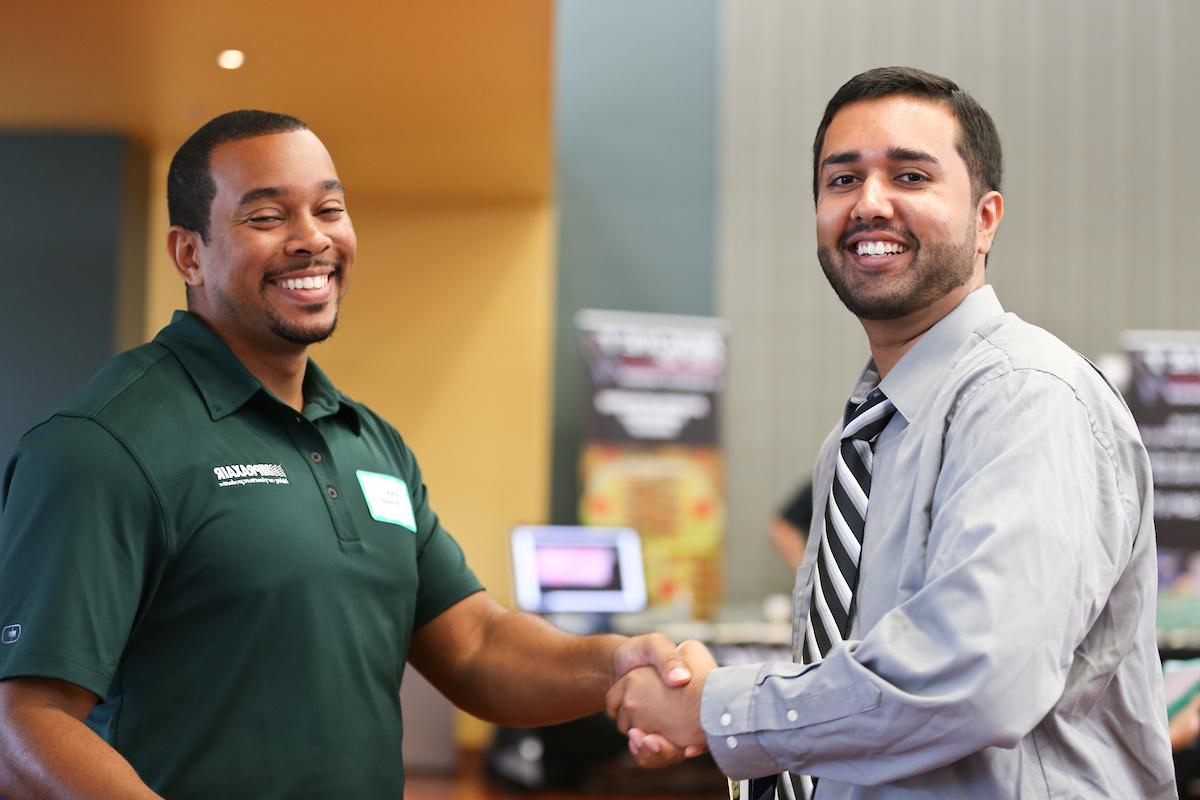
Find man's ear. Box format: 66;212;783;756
167;226;206;288
975;190;1004;256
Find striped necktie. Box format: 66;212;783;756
803;387;896;664
733;388;896;800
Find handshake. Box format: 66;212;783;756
607;636;719;768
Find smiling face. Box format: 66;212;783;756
814;94;1001;323
175;129;356;355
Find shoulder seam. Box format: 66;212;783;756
66;344;173;418
949;331;1014;417
57;416;175;559
954;335;1122;488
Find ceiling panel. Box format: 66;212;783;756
0;0;553;200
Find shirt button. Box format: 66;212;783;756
326;485;339;499
786;709;798;722
720;712;732;727
725;736;738;750
310;451;323;463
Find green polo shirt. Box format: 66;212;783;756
0;311;482;798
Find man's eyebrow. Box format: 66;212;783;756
888;147;939;165
237;186;286;207
820;148;941;171
236;181;344;207
821;151;860;170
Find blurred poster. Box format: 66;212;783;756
1123;332;1200;644
575;310;728;618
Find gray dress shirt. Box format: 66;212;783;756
702;286;1176;798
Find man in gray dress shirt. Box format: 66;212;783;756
606;67;1176;797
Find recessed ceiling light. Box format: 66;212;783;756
217;50;245;70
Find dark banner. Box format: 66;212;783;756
575;310;728;618
1124;333;1200;645
577;309;726;445
1125;334;1200;549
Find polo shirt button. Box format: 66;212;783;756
720;712;732;727
326;485;338;499
725;736;738;749
311;451;323;463
786;709;798;722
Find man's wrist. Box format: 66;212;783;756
598;632;631;687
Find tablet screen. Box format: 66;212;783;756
511;525;647;613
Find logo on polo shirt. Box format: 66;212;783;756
1;624;20;645
213;463;290;487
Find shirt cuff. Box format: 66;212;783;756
700;663;785;779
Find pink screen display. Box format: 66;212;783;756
535;545;620;589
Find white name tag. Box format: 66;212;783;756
356;470;417;532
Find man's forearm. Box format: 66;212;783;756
409;592;691;728
447;608;624;726
0;703;161;800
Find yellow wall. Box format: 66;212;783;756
142;183;556;748
316;198;555;611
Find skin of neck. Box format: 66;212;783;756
226;336;309;413
860;261;986;379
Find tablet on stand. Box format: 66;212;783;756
510;525;647;635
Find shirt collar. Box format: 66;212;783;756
154;310;361;431
875;284;1006;423
301;359;361;433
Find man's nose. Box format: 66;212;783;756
285;215;333;257
852;175;894;222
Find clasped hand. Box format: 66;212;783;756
609;637;718;768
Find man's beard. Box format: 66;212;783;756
817;220;977;321
260;261;341;345
266;301;339;345
210;267;342;347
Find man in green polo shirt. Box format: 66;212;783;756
0;111;703;799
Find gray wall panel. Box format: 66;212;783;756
550;0;718;523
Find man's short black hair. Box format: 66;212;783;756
167;110;309;242
811;66;1002;203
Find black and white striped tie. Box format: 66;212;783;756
733;388;895;800
803;388;896;665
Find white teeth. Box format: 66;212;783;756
855;240;908;257
280;274;330;290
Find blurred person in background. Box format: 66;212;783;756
769;480;813;571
